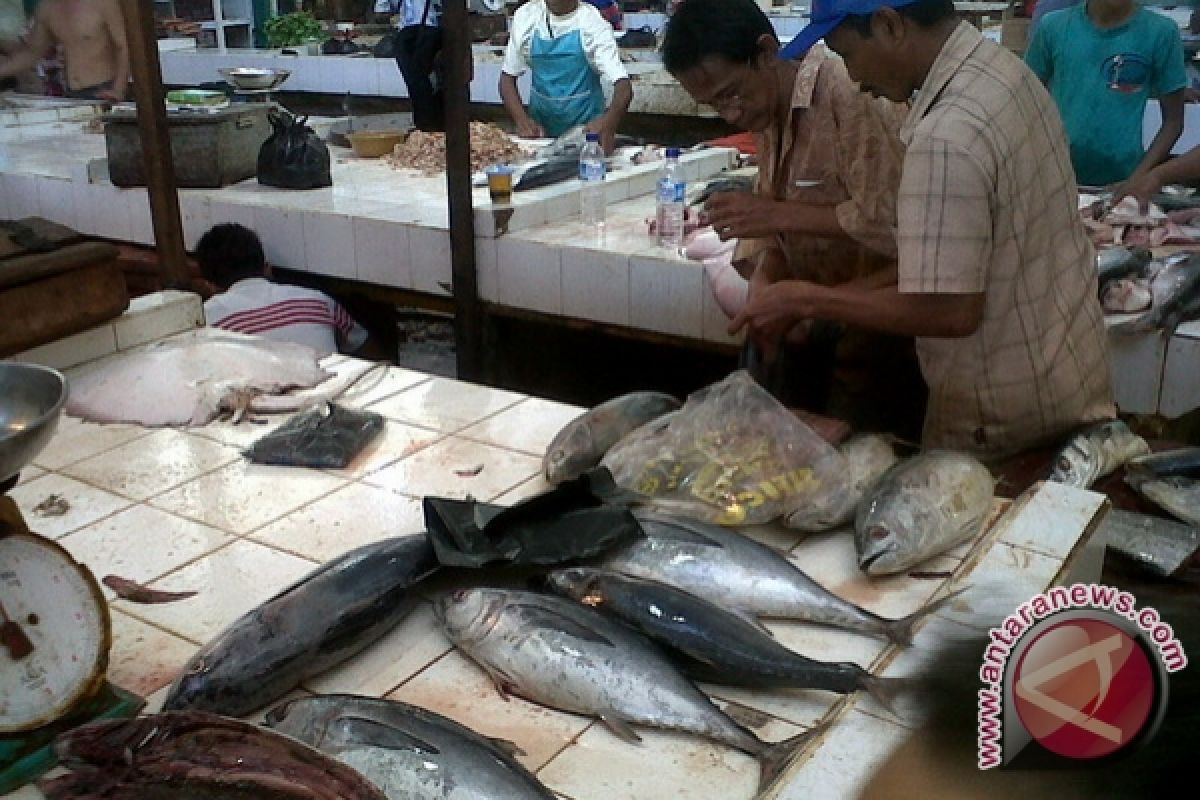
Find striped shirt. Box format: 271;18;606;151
897;22;1115;459
204;278;368;358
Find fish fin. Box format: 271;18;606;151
599;714;643;744
512;604;615;648
482;665;521;701
860;675;910;715
330;716;441;756
756;723;827;796
487;736;527;758
884;586;970;646
731;607;776;639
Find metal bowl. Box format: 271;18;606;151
0;363;67;485
218;67;291;91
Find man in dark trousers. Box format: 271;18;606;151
375;0;444;131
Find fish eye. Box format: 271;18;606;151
868;526;889;541
451;589;468;603
1057;457;1072;472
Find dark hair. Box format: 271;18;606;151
661;0;775;75
194;223;267;289
842;0;958;35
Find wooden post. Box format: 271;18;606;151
442;0;483;381
118;0;188;289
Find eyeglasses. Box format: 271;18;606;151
706;62;753;113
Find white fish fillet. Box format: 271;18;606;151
65;330;332;427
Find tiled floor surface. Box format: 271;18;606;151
1;357;1094;799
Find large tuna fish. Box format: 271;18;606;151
264;694;556;800
435;588;818;794
856;451;994;576
164;534;439;717
546;567;902;708
39;711;386;799
542;391;680;484
599;510;948;644
785;434;898;532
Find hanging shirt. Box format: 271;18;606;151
374;0;442;28
1025;4;1187;186
502;0;628;87
733;45;908;286
204;278;368;358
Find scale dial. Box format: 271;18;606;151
0;531;110;734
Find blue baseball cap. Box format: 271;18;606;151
780;0;921;60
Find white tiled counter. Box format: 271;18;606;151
1;335;1108;800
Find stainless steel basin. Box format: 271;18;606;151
0;362;67;484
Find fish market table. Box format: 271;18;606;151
2;349;1108;800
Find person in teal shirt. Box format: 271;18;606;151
1025;0;1187;188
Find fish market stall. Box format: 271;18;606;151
1;322;1110;800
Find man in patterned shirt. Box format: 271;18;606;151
663;0;925;440
730;0;1115;460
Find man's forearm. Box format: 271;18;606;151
1136;94;1185;176
499;73;530;125
800;282;984;338
770;202;845;240
601;77;632;128
0;48;38;79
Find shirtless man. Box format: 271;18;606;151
0;0;129;100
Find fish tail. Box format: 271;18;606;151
884;586;970;645
755;723;828;796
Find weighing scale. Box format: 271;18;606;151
0;364;144;794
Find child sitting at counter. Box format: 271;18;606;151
196;223;372;359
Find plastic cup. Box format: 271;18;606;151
486;164;515;204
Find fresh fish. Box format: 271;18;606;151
689;174;757;207
856;451;994;576
434;588;817;794
1125;447;1200;481
600;510;949;644
1048;419;1150;489
264;694;556;800
535;125;638;159
164;534;438;717
1101;278;1153;313
1112;253;1200;334
785;434;898;532
1126;473;1200;528
546;567;902;707
1096;245;1152;288
102;574;197;604
1096;508;1200;579
39;711;387;799
543;391;681;484
513;158;581;192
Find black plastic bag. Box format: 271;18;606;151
257;109;332;190
373;30;400;58
243;404;384;469
423;468;643;568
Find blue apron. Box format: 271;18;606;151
529;15;605;138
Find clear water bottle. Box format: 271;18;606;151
656;147;686;251
579;132;607;228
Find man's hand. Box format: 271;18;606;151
703;191;784;240
1111;168;1162;215
729;279;811;346
585;115;617;154
516;117;545;139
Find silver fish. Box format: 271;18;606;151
600;510;949;644
434;588;816;794
1112;253;1200;334
1096;508;1200;579
265;694;556;800
543;391;680;484
1096;245;1151;288
1126;447;1200;481
785;434;898;532
164;534;439;717
1048;419;1150;489
1127;474;1200;529
546;567;903;708
856;451;994;576
1101;278;1153;313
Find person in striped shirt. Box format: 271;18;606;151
197;223;370;358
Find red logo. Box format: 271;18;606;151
1012;618;1156;760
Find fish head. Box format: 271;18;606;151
857;520;902;576
1048;443;1095;489
854;489;924;576
545;567;607;606
435;587;508;647
543;423;593;484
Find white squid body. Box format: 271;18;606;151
685;227;746;319
64;329;373;427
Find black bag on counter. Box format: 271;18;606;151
243;404;384;469
257;109;332;190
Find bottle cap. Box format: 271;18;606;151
586;132;600;142
666;147;680;158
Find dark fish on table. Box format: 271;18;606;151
689;174;757;207
1125;473;1200;529
435;587;819;795
600;510;953;644
39;710;386;800
163;533;438;717
1125;447;1200;481
856;451;994;576
543;391;680;484
265;694;557;800
1047;419;1150;489
102;574;197;604
546;567;903;708
513;158;580;192
1097;508;1200;579
1112;253;1200;334
1096;245;1152;290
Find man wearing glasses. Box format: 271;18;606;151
662;0;925;441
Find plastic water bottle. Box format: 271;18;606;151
656;147;686;251
579;132;607;228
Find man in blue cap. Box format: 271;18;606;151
737;0;1115;459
